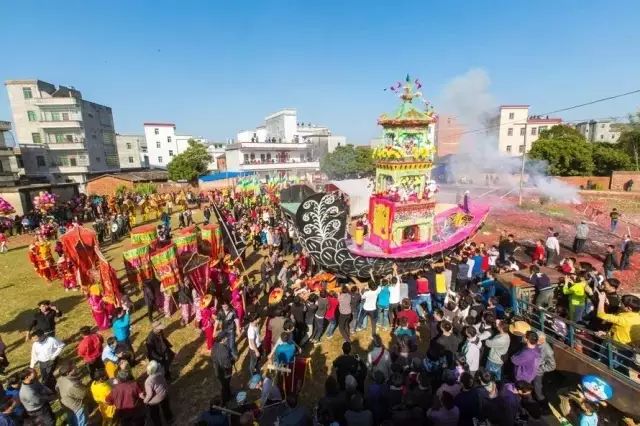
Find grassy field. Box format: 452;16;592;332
0;210;406;423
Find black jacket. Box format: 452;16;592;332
603;252;619;270
146;331;174;362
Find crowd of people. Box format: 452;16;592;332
0;187;639;426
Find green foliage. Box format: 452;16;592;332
321;145;374;179
591;143;632;176
529;125;594;176
616;112;640;170
114;184;128;196
134;182;157;196
167;139;212;182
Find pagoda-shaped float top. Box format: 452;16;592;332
378;75;437;128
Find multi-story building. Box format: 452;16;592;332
0;120;23;187
229;109;345;180
497;105;562;156
143;123;207;169
575;120;622;143
435;115;463;157
5;80;119;188
116;134;148;169
206;142;227;171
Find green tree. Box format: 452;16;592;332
591;142;632;176
114;184;128;197
133;182;157;195
616;112;640;170
167;139;212;182
528;125;594;176
321;144;374;179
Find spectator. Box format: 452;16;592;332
28;329;64;389
427;391;459;426
603;244;619;279
533;333;556;403
89;369;116;425
484;320;510;381
345;393;373;426
55;361;88;426
76;326;104;377
511;330;542;383
106;369;146;426
596;293;640;345
18;368;56;426
620;234;635;270
545;232;560;266
145;321;174;380
573;220;589;253
453;372;480;426
143;360;174;426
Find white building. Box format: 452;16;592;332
5;80;119;189
575;120;622;143
206;142;227;171
116;134;148;169
143;123;207;169
0;120;23;187
497;105;562;156
228;109;345;180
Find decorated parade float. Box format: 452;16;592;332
294;76;490;278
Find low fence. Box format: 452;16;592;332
514;298;640;388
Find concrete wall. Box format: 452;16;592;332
611;171;640;191
116;134;146;169
86;176;134;195
554;176;611;189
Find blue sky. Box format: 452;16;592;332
1;0;639;144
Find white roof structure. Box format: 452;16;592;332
328;178;373;217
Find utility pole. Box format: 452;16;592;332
518;123;528;206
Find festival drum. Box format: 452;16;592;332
173;225;199;255
150;243;182;294
200;223;223;260
122;244;154;286
130;224;157;246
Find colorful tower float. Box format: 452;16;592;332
368;76;437;253
293;76;490;278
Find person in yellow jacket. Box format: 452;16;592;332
596;292;640;346
90;369;116;426
562;274;591;322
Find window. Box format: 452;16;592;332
244;154;249;163
27;111;37;122
539;126;547;132
55;134;64;143
167;136;172;143
169;150;174;156
96;157;101;163
508;112;514;119
141;147;147;153
506;145;512;153
531;127;537;136
126;143;132;149
128;156;134;163
156;141;161;148
507;128;513;136
520;127;525;136
51;112;60;121
32;133;41;144
158;156;163;163
23;87;33;99
154;128;159;135
69;157;77;166
36;156;45;167
62;112;69;121
519;145;525;153
17;157;24;168
601;134;604;140
65;135;74;142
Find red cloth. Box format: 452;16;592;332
325;296;339;321
60;226;99;288
396;309;420;330
481;256;490;272
532;245;545;263
416;278;430;294
77;333;104;363
106;381;144;412
99;259;122;306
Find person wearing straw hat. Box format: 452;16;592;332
199;294;216;351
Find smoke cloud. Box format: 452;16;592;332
437;68;579;204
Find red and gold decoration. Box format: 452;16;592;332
32;191;57;214
174;226;199;255
122;244;154;287
130;224;158;245
150;243;182;293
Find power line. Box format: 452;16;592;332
440;89;640;140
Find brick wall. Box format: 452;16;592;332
611;171;640;191
554;176;611;189
86;177;133;195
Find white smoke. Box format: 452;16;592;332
437;68;580;204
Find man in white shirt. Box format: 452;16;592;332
247;314;262;375
359;283;381;337
30;329;64;388
545;232;561;266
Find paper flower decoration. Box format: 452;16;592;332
33;191;57;214
0;197;15;216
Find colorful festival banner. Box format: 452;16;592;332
200;224;223;260
174;226;199;255
130;224;157;245
122;244;154;286
150;243;182;293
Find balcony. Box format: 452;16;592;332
46;142;86;150
230;142;310;150
0;172;18;185
0;147;16;156
29;97;80;106
0;121;11;132
50;165;89;174
239;160;320;171
40;120;83;129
